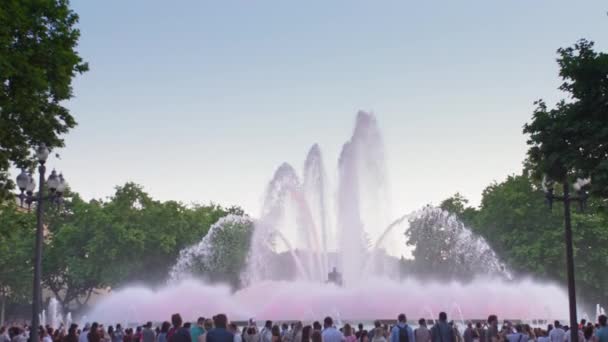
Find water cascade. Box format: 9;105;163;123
85;111;571;324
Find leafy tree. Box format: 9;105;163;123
405;206;506;281
102;183;241;286
43;194;118;312
0;0;88;198
524;39;608;196
175;215;254;289
439;192;477;225
0;202;35;324
521;38;608;309
39;182;245;313
445;173;608;307
471;174;565;277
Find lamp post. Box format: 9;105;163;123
542;176;589;342
15;144;66;342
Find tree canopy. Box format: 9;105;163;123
0;0;87;199
38;183;243;312
439;173;608;307
524;39;608;196
174;215;254;289
0;202;35;324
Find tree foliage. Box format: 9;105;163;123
180;215;254;289
0;0;88;199
39;182;242;312
439;192;476;225
440;174;608;307
517;38;608;307
0;202;35;314
524;39;608;196
405;206;507;281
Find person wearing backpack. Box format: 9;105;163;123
390;314;415;342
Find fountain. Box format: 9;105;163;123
85;111;570;324
39;298;69;330
597;304;606;323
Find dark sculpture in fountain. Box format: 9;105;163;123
327;267;343;286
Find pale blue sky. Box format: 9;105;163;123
47;1;607;217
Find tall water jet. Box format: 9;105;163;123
48;297;61;330
303;144;331;277
245;163;300;283
336;111;391;284
243;163;323;283
348;111;391;245
336;141;366;285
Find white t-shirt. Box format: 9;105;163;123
565;330;585;342
549;328;566;342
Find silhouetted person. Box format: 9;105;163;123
431;312;453;342
321;317;343;342
143;323;155;342
390;314;413;342
170;314;192;342
206;314;233;342
596;316;608;342
416;319;431;342
261;321;273;342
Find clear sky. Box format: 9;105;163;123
47;1;607;217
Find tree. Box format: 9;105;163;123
405;206;507;281
40;182;245;312
102;183;241;286
471;175;565;276
173;215;254;289
0;202;34;324
0;0;88;198
459;173;608;307
439;192;477;225
524;39;608;196
43;194;117;312
522;38;608;314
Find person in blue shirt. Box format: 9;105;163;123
321;317;344;342
596;315;608;342
431;313;453;342
207;314;234;342
191;318;206;342
390;314;415;342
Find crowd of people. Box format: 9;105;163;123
2;313;608;342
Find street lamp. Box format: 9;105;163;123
542;175;589;342
15;144;66;342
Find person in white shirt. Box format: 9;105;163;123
260;321;273;342
42;328;53;342
230;324;242;342
321;317;344;342
80;324;91;342
549;322;565;342
565;328;584;342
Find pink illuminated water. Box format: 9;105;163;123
84;111;571;324
86;278;568;324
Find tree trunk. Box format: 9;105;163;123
0;293;5;327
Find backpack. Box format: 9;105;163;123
396;326;409;342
